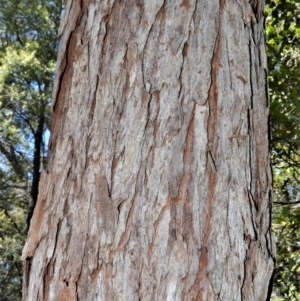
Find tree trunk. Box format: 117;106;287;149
27;113;45;229
22;0;275;300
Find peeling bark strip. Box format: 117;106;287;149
23;0;275;300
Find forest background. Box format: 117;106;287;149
0;0;299;300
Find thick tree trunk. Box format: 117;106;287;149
22;0;275;300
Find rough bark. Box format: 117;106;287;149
22;0;275;300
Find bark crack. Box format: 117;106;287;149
53;32;72;113
178;43;185;99
248;41;254;109
207;150;218;174
88;74;99;126
23;257;32;301
141;0;167;90
240;246;248;298
42;261;51;300
172;103;195;203
75;281;79;301
225;36;233;91
53;0;84;112
99;0;118;74
204;14;221;106
235;0;256;27
51;219;62;258
100;19;109;74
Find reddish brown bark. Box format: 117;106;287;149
23;0;275;300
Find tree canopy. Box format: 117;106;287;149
0;0;299;300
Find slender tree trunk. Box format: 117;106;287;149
27;115;44;228
22;0;275;300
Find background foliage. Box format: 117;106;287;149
0;0;299;300
0;0;61;300
266;0;300;300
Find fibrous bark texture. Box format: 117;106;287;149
22;0;275;300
